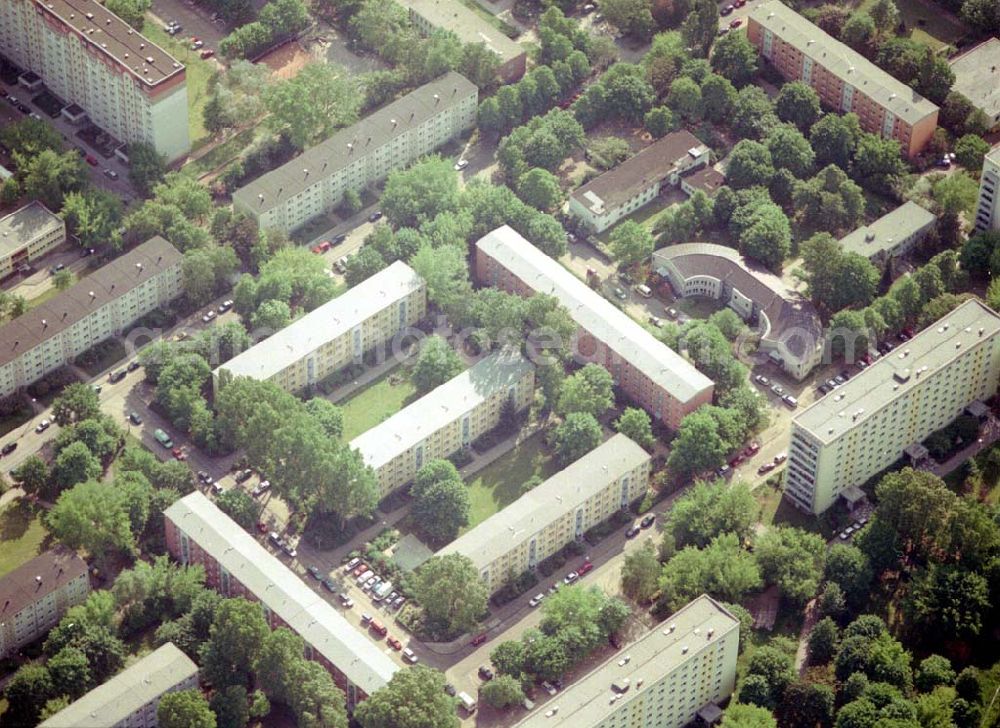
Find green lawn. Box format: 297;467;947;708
464;432;558;530
181;126;259;179
0;500;51;577
755;482;845;540
857;0;969;50
339;369;418;441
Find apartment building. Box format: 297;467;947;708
785;299;1000;514
164;492;398;709
838;201;936;264
0;201;66;279
233;72;477;233
350;350;534;497
40;642;198;727
0;547;89;658
396;0;526;83
974;144;1000;235
213;261;426;395
747;0;939;158
0;236;182;397
0;0;190;161
568;131;711;233
439;434;650;594
654;243;823;381
948;38;1000;133
516;595;740;728
476;226;714;429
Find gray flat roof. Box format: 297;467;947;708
39;643;198;727
163;493;398;694
949;38;1000;123
839;201;936;258
0;201;64;258
438;434;649;568
397;0;524;63
793;298;1000;444
750;0;938;126
0;236;182;369
349;349;532;471
216;261;424;382
0;546;87;619
477;226;713;404
515;596;740;727
233;72;477;215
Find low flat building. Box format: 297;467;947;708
680;167;726;197
654;243;823;381
438;434;650;594
515;595;740;728
233;72;477;233
0;201;66;278
164;492;398;709
396;0;526;82
974;144;1000;235
0;236;182;397
0;547;89;658
350;350;534;498
476;226;714;429
838;201;936;264
40;642;198;727
948;38;1000;133
785;298;1000;514
213;261;426;395
568;131;710;233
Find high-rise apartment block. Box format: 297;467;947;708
0;0;190;161
0;547;89;658
785;299;1000;514
213;261;426;395
475;226;714;429
747;0;938;158
0;236;182;397
438;434;650;594
516;595;740;728
974;144;1000;235
0;201;66;279
233;72;477;233
39;643;199;727
164;492;398;709
349;350;534;498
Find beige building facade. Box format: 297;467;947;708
974;144;1000;235
0;201;66;278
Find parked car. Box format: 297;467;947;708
369;619;387;637
218;300;234;313
356;570;372;585
613;287;627;301
720;3;734;14
200;49;215;59
84;154;98;166
774;452;787;464
754;374;770;386
127;360;141;372
771;383;785;396
563;571;579;585
478;666;494;681
212;482;224;495
729;17;743;27
104;168;118;180
257;521;268;534
368;210;383;222
1;442;17;456
252;480;271;497
334;256;349;273
49;263;65;274
352;563;368;577
402;647;418;663
172;447;187;461
332;233;347;245
782;394;798;408
280;541;297;558
108;369;126;383
235;469;253;483
625;524;641;539
268;532;282;547
387;636;402;650
307;565;322;580
640;513;656;529
339;593;354;607
578;560;594;576
201;309;217;323
541;681;558;696
34;419;51;433
529;593;545;607
757;462;776;475
311;241;331;254
322;578;337;592
471;633;489;647
454;159;469;171
745;441;760;456
344;557;361;572
361;612;373;624
391;596;405;610
153;429;173;448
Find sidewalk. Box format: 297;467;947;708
927;416;1000;478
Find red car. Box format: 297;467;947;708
744;441;760;457
172;446;187;461
578;561;594;576
733;0;745;6
470;633;489;647
311;241;332;254
256;521;268;534
85;154;98;167
200;49;215;59
729;454;744;468
387;636;402;650
729;18;743;28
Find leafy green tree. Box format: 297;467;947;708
412;335;464;393
553;412;603;465
608;220;654;267
644;106;677;137
681;0;719;55
60;188;124;252
841;11;876;53
517;168;563;212
127;141;166;196
667;408;728;479
954;133;990;170
727;140;775;189
21;149;88;210
52;383;100;427
851;134;906;194
381;156;459;228
412;472;471;544
777;682;835;728
700;73;737;124
12;455;52;500
199;598;270;689
356;666;458;728
916;655;956;693
158;690;217;728
766;124;815;178
800;232;878;312
775;81;822;131
3;664;55;726
658;533;761;611
614;407;654;449
556;364;614;418
808;616;839;664
414;554;488;635
47;480;135;564
481;674;525;708
52;441;102;492
410;243;473;324
744;646;795;709
262;63;360;149
721;703;777;728
666;76;704;122
599;0;654;38
210;685;251;728
664;479;757;549
793;164;865;234
755;527;826;606
490;640;526;676
0;117;63;159
216;489;259;531
904;564;990;640
810;113;862;169
710;31;758;87
961;0;1000;33
732;86;778;140
585;136;632;171
621;541;660;603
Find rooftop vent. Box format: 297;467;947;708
85;11;93;18
893;369;910;383
35;575;42;583
146;56;154;63
681;645;689;653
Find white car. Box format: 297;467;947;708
529;593;544;607
402;647;419;663
454;159;469;171
201;310;217;323
541;681;558;696
34;419;51;433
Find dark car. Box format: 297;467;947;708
108;370;126;383
470;633;489;647
128;411;143;425
444;683;457;697
127;360;140;372
640;514;656;529
332;233;347;245
235;469;253;483
368;210;383;222
478;666;494;681
1;442;17;455
322;578;337;592
625;524;641;539
307;565;322;580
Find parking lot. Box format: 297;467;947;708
148;0;226;50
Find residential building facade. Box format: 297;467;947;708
0;236;182;397
233;72;477;233
350;350;534;497
213;261;426;395
0;201;66;279
0;547;89;658
785;299;1000;514
516;595;740;728
653;243;824;381
476;226;714;429
747;0;939;158
164;492;398;709
396;0;526;82
568;131;711;233
0;0;190;161
39;643;198;727
974;144;1000;235
838;201;936;264
438;434;650;594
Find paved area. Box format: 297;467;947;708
148;0;226;49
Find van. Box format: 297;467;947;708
369;619;387;637
458;691;477;713
782;394;798;409
634;283;652;298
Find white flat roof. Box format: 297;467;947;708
349;349;533;471
39;643;198;727
476;226;713;404
216;261;424;382
0;201;63;258
163;493;398;695
838;202;936;258
438;434;649;568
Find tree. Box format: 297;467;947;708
916;655;956;693
381;156;459;228
666;76;704;122
491;640;526;676
50;267;73;291
355;666;457;728
644;105;677;137
721;703;777;728
621;541;660;602
586;136;632;171
412;335;464;393
199;598;270;689
3;664;55;726
808;616;840;664
824;544;873;613
614;407;654;450
841;11;875;53
599;0;654;39
663;479;757;549
745;646;795;709
481;674;525;709
801;232;879;312
553;412;603;465
778;682;835;728
775;81;821;131
52;383;100;427
682;0;719;55
210;685;252;728
540;585;626;659
557;364;614;418
851;134;906;194
20;149;88;210
794;164;865;234
904;564;990;640
60;188;124;252
869;0;899;34
12;455;52;500
810;113;862;169
52;441;102;492
413;474;471;544
701;73;738;124
215;488;259;531
127;141;166;196
658;533;762;611
766;124;815;178
726;140;775;189
410;243;473;323
961;0;1000;33
732;86;779;141
413;554;488;635
46;480;134;563
710;31;758;87
263;63;360;149
158;690;217;728
667;408;729;478
0;118;63;159
954;133;990;170
517;168;563;212
738;203;791;270
609;220;654;267
755;526;826;605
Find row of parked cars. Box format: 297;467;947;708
345;557;407;611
